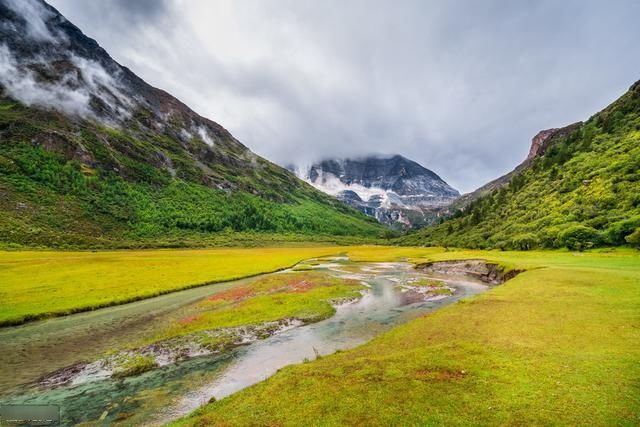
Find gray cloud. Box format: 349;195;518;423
49;0;170;29
47;0;640;192
109;0;170;21
4;0;56;40
0;0;133;120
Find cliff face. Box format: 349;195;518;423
527;128;559;159
527;124;583;160
292;155;459;228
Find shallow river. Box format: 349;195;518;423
0;258;488;425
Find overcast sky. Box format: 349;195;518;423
48;0;640;192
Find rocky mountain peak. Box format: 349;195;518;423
0;0;235;144
290;155;459;228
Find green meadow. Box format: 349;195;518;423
0;246;347;326
152;271;365;343
171;247;640;426
1;246;639;425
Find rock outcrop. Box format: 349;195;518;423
415;259;522;285
446;121;582;214
527;128;560;159
527;124;583;160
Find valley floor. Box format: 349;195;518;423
171;247;640;426
0;246;348;326
1;246;638;425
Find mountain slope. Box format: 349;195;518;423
291;155;459;228
400;80;640;249
0;0;383;248
440;123;583;216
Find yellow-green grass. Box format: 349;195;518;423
0;247;348;326
408;278;447;288
174;248;640;426
112;354;157;379
154;272;364;342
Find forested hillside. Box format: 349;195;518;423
0;1;384;248
0;99;386;248
401;80;640;250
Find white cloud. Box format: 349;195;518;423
0;44;88;115
0;0;134;121
197;126;214;147
37;0;640;191
0;44;132;120
4;0;58;41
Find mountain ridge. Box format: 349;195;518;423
401;79;640;249
444;122;583;214
0;0;384;248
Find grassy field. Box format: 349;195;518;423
2;245;639;424
152;271;364;343
0;246;350;326
173;247;640;426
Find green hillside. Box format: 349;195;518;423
0;99;384;249
401;80;640;250
0;0;388;249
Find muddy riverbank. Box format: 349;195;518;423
416;259;523;284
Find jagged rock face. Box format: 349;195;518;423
527;128;559;160
292;155;459;228
526;123;583;160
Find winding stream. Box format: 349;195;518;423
0;257;489;425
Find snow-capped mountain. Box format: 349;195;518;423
291;155;460;228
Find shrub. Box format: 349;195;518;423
492;241;508;251
510;233;538;251
604;215;640;245
559;225;600;251
625;228;640;248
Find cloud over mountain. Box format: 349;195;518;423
48;0;640;192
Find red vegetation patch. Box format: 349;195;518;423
178;315;201;325
208;287;254;302
288;279;315;293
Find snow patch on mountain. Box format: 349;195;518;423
290;155;459;228
301;169;391;206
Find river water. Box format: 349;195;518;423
0;257;488;426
